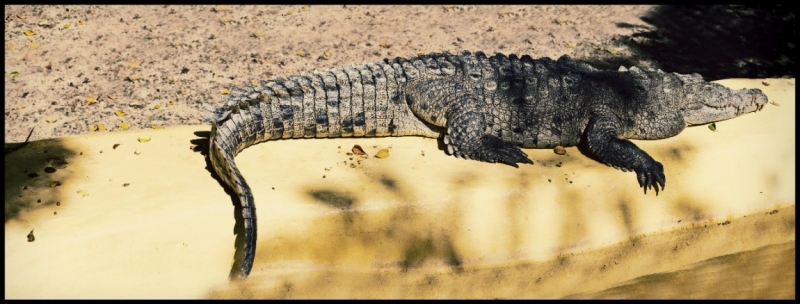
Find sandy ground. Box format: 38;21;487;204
4;5;794;142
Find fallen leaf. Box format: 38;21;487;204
27;230;35;242
378;41;392;48
107;94;117;100
154;103;162;109
27;41;39;49
10;71;20;77
286;9;294;15
375;149;390;158
114;109;126;117
63;22;71;29
708;122;717;132
118;122;130;130
17;14;26;20
606;48;618;55
352;145;368;157
113;143;121;149
129;61;139;68
762;81;770;86
296;49;307;57
134;150;141;155
15;105;25;110
566;42;576;48
86;96;97;103
138;137;151;143
76;189;89;197
46;118;57;123
220;89;230;95
151;124;164;129
6;43;13;50
94;123;107;131
24;29;36;36
323;50;331;58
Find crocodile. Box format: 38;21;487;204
201;51;768;279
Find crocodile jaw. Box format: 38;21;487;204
682;82;768;126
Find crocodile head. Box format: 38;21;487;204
674;72;768;126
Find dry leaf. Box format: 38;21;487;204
323;50;331;58
27;41;39;49
151;124;164;129
154;103;162;109
63;22;71;29
86;96;97;103
296;49;307;57
97;123;107;131
129;61;139;68
10;71;20;77
27;230;35;242
113;143;121;149
119;122;130;130
24;29;36;36
76;189;89;197
15;105;25;110
286;9;294;15
352;145;368;158
566;42;576;48
378;41;392;48
762;81;770;86
107;94;117;100
6;43;13;50
138;137;151;143
17;14;26;20
606;48;618;55
220;89;230;95
375;149;390;158
114;109;126;117
46;118;57;123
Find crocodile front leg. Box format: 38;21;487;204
584;115;665;195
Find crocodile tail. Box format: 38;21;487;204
207;124;258;280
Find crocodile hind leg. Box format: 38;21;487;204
442;96;533;167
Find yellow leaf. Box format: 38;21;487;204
566;42;576;48
10;71;20;77
286;9;294;15
6;43;13;50
180;91;187;96
138;137;151;143
90;125;98;131
24;29;36;36
129;61;139;68
46;118;57;123
119;122;130;130
86;96;97;103
27;41;39;49
323;50;331;58
296;49;307;57
375;149;390;159
378;41;392;48
151;125;165;129
17;14;26;20
154;103;162;109
98;123;107;131
107;94;117;100
168;76;175;83
167;100;176;106
15;105;25;110
220;89;230;95
606;48;618;55
114;109;126;117
63;23;71;29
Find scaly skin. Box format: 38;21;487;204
203;51;768;279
